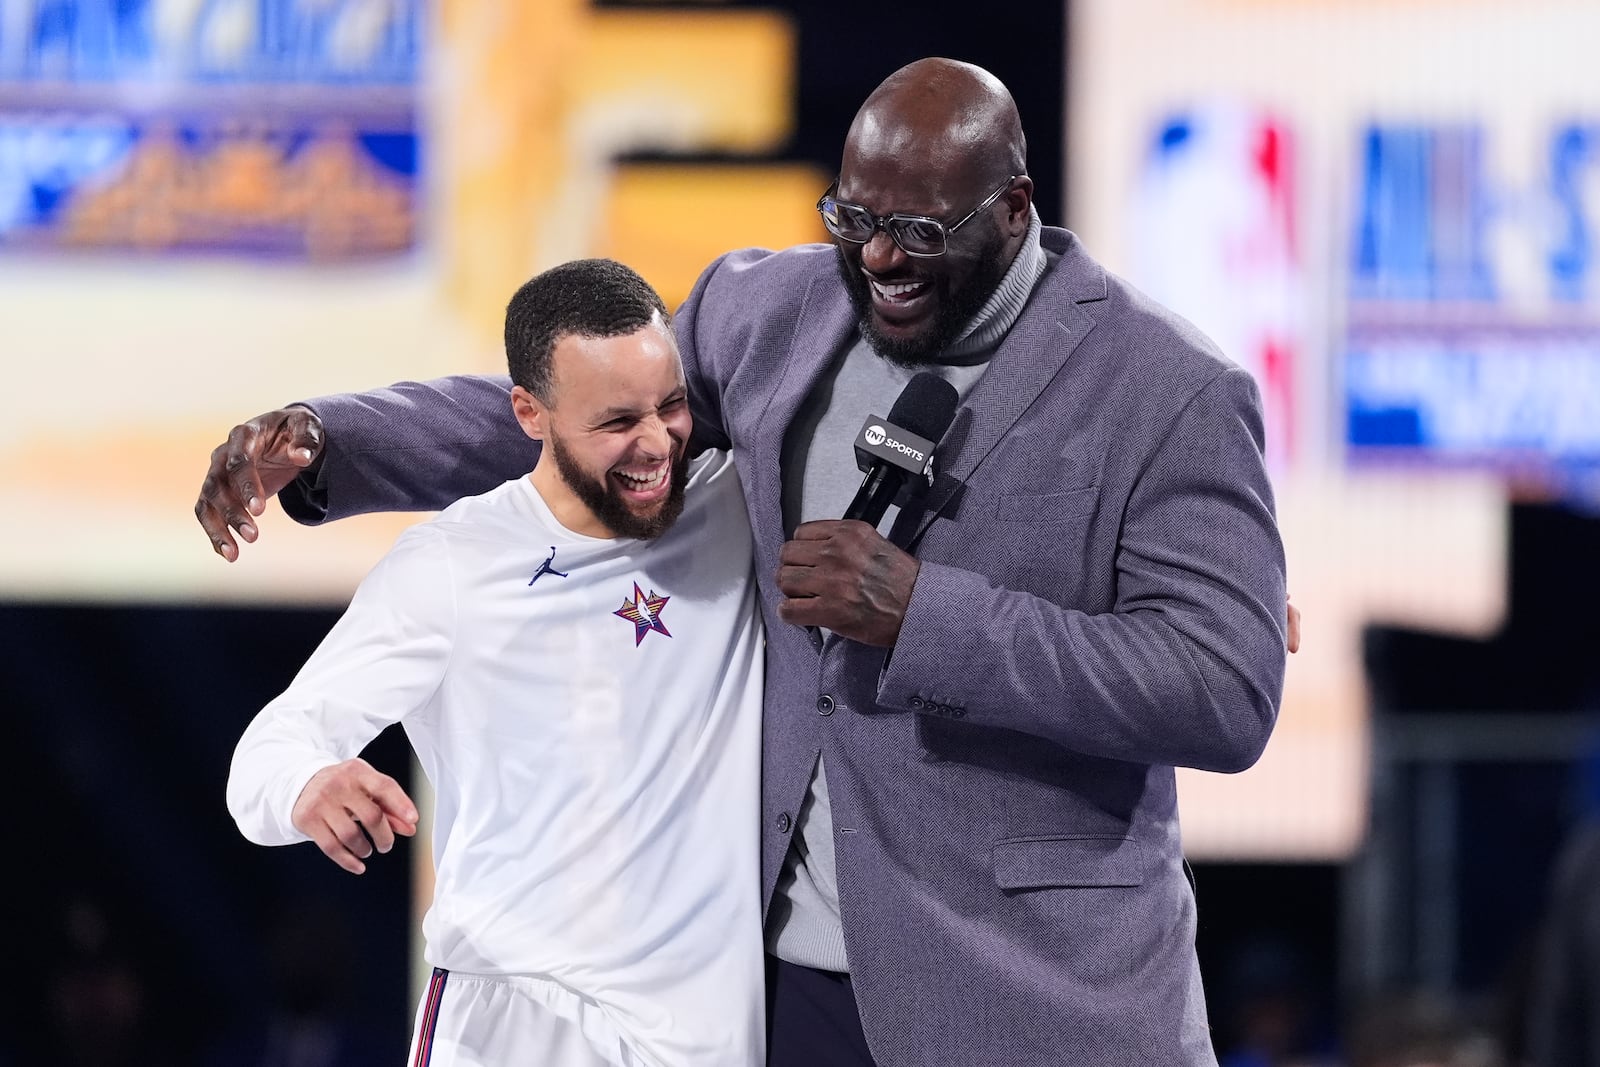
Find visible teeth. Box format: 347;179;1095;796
871;278;926;300
617;465;667;491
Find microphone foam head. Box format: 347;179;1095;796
888;372;961;443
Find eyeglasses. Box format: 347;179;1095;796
816;175;1019;258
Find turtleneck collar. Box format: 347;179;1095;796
940;206;1047;364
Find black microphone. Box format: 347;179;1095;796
844;372;960;526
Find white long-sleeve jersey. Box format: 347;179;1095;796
227;449;764;1067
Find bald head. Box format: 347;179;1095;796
829;59;1035;367
846;58;1027;191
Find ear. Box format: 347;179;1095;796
511;385;548;442
1003;176;1033;236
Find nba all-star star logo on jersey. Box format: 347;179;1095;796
613;582;671;645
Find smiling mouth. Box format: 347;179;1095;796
866;274;934;327
870;276;929;302
613;460;671;501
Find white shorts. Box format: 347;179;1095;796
407;968;647;1067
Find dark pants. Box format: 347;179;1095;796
765;955;878;1066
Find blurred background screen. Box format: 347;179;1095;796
4;1;1599;1065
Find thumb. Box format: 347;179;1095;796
285;408;325;466
385;810;420;837
374;784;420;833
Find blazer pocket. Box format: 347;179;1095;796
993;835;1144;890
994;485;1099;524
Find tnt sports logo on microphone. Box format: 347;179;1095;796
854;414;937;476
883;435;926;462
857;422;928;464
862;427;926;463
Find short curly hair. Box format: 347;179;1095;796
504;259;670;401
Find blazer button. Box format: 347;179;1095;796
776;812;792;833
909;696;924;709
817;694;835;716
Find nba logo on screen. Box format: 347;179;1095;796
1130;104;1299;470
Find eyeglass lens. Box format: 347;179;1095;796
824;202;947;256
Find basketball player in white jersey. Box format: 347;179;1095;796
227;259;765;1067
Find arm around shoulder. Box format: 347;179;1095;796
284;375;535;521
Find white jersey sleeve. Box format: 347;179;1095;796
227;526;457;846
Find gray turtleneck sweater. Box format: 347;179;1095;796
769;208;1049;971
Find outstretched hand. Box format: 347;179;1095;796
776;520;920;647
196;406;324;561
291;758;418;875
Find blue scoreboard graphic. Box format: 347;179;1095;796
1344;122;1600;472
0;0;421;258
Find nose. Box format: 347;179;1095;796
635;413;673;458
860;228;907;275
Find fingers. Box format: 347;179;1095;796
775;594;830;628
313;809;378;876
195;485;241;562
774;539;826;621
199;428;265;561
789;518;872;541
369;779;420;840
776;528;839;600
385;809;421;838
225;423;270;519
776;536;855;602
292;760;415;875
196;407;328;562
777;520;876;572
197;423;265;561
776;558;826;598
1286;595;1301;654
777;538;823;569
774;523;917;647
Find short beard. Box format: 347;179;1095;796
835;220;1010;367
548;430;688;540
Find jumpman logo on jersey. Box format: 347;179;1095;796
613;582;672;645
528;547;569;586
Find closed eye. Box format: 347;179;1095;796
593;392;685;431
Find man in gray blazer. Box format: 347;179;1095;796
198;59;1289;1066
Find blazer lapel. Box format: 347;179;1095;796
906;281;1099;546
741;274;857;578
